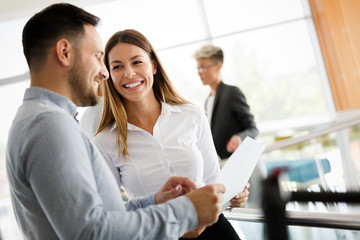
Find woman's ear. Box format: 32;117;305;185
55;39;73;67
152;60;157;75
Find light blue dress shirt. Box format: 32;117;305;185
6;87;197;240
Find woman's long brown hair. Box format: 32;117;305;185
97;29;189;157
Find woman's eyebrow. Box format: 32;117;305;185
110;60;122;65
110;55;143;65
130;55;142;61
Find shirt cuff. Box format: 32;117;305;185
125;193;156;210
167;195;198;235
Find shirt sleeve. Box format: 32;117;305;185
230;87;259;140
23;112;197;239
125;193;156;210
195;108;220;185
97;145;123;189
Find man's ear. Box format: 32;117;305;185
55;39;73;67
215;62;223;72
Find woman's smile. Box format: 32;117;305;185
123;80;144;89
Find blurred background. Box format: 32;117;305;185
1;0;360;239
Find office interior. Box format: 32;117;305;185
0;0;359;239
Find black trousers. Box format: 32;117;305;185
179;213;241;240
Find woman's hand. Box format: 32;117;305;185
229;182;250;208
155;176;196;204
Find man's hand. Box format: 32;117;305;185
229;182;250;208
226;135;242;153
155;176;196;204
185;184;225;228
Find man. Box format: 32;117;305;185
193;44;259;161
6;4;225;239
80;83;104;138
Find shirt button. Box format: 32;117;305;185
169;166;176;175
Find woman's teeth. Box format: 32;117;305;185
125;81;141;88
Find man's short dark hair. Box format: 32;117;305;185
22;3;100;70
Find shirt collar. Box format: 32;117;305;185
160;101;182;116
24;86;78;117
110;101;183;132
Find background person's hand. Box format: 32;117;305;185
155;176;196;204
226;135;242;153
185;184;225;228
229;182;250;208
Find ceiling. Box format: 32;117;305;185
0;0;117;22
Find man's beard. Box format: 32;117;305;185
68;56;99;107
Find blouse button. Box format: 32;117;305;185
154;126;159;132
169;166;176;175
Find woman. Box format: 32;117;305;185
94;29;248;239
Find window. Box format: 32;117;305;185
204;0;307;36
86;0;207;49
213;19;329;123
0;18;28;79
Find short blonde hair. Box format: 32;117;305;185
193;44;224;64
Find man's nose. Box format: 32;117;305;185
100;62;109;80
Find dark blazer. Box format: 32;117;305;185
206;81;258;159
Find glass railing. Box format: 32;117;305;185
225;110;360;239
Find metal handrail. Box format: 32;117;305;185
224;207;360;231
263;117;360;153
0;72;29;86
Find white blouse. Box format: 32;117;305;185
205;95;215;124
94;102;220;199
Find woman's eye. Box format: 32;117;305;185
112;65;122;70
133;60;142;65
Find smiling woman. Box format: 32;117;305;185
108;43;157;103
94;28;250;240
98;29;190;157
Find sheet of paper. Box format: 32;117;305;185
215;137;267;212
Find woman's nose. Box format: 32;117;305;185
124;67;135;78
